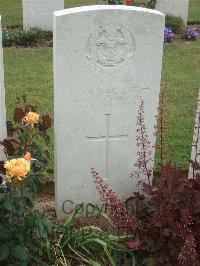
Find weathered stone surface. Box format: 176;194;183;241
0;16;7;160
156;0;189;24
23;0;64;31
53;6;165;219
188;89;200;179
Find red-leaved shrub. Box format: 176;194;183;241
132;165;200;265
92;90;200;265
131;93;200;265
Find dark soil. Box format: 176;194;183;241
34;181;57;222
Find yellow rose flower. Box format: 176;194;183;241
4;158;31;180
22;111;39;127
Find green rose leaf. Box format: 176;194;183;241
13;245;28;261
0;246;9;261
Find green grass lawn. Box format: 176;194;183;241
3;40;200;170
0;0;22;26
4;47;54;171
188;0;200;22
159;40;200;169
0;0;199;26
0;0;106;26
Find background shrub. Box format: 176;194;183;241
131;1;146;7
2;28;15;47
165;14;185;34
107;0;156;7
107;0;123;4
2;27;47;47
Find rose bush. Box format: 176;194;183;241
0;96;53;265
0;96;136;265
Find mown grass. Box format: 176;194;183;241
4;47;53;117
3;40;200;170
160;40;200;169
0;0;199;26
0;0;22;26
0;0;105;26
65;0;106;8
188;0;200;22
4;47;54;168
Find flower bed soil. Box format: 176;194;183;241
34;181;115;232
35;169;189;223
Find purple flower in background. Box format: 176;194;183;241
164;27;174;43
185;27;198;41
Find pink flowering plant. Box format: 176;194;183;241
91;87;200;265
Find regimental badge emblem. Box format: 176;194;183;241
86;23;136;68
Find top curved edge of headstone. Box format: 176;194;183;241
54;5;165;17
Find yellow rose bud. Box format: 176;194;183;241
4;158;30;180
22;111;39;127
24;152;32;161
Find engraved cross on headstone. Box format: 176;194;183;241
86;114;128;179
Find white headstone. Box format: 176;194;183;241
0;16;7;160
54;5;165;219
188;89;200;179
156;0;189;24
22;0;64;31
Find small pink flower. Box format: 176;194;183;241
127;240;140;250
